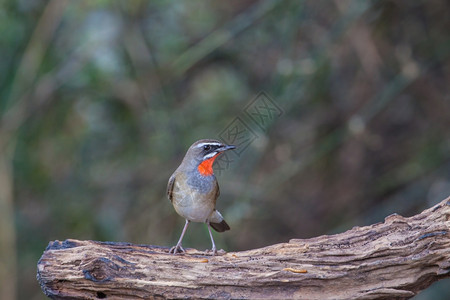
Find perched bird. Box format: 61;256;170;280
167;139;235;255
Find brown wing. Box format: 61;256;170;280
167;174;176;203
210;179;220;208
214;179;220;200
210;181;230;232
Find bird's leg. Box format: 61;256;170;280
169;219;189;254
206;222;217;255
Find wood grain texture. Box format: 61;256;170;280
37;196;450;299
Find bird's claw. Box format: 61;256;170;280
169;244;185;254
204;247;217;256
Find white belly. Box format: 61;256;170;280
172;182;214;223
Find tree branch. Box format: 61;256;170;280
37;196;450;299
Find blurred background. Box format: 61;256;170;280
1;0;449;299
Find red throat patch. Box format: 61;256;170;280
197;153;220;176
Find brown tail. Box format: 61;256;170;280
210;220;230;232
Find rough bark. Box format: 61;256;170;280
37;196;450;299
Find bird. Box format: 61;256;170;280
167;139;236;255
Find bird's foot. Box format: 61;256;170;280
169;244;185;254
204;247;217;256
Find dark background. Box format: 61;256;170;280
1;1;449;299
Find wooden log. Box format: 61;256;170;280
37;196;450;299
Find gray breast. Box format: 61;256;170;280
187;171;216;194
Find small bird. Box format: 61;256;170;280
167;139;235;255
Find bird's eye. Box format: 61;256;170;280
203;145;211;151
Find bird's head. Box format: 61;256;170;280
184;139;236;176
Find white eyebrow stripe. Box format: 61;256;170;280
203;152;218;159
195;142;222;148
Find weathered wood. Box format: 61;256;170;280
37;196;450;299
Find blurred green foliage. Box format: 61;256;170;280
1;0;449;299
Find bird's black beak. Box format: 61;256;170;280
218;144;236;152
